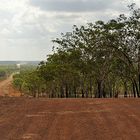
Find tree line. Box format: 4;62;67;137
13;4;140;98
0;65;18;80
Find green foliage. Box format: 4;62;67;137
0;65;18;80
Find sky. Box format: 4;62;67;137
0;0;139;61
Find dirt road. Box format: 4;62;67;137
0;75;21;97
0;98;140;140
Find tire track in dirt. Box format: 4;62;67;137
0;98;140;140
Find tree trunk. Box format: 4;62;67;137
65;84;68;98
124;81;128;98
89;77;92;98
86;88;88;98
97;80;103;98
138;74;140;97
73;86;77;98
138;46;140;97
132;81;136;98
82;89;84;98
133;79;139;97
60;86;64;98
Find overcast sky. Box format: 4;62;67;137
0;0;139;61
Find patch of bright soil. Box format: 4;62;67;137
0;75;21;97
0;98;140;140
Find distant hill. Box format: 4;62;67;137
0;61;40;66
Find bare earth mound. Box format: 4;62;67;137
0;98;140;140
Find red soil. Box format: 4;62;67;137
0;75;21;97
0;98;140;140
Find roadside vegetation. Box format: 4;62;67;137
0;65;18;80
13;4;140;98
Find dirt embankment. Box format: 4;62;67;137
0;98;140;140
0;74;21;97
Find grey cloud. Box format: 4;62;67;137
0;0;137;61
54;14;80;19
30;0;127;12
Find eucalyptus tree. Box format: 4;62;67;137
52;21;117;98
112;4;140;97
126;4;140;97
38;50;81;98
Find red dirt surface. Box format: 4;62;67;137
0;98;140;140
0;75;21;97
